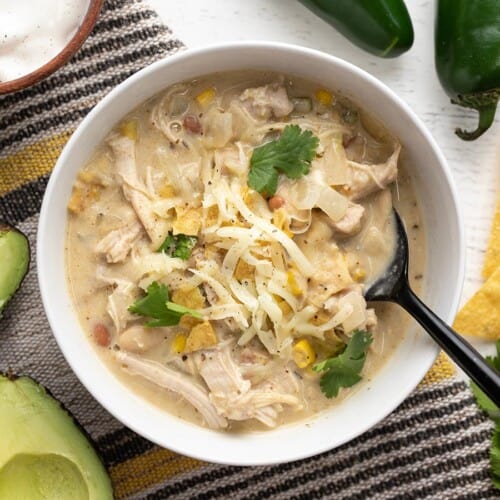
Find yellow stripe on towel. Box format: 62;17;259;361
0;131;73;196
420;351;455;386
109;447;203;499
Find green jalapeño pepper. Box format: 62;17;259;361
298;0;414;58
435;0;500;141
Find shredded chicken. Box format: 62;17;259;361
348;144;401;201
194;344;301;427
113;350;227;429
240;83;294;120
96;221;143;263
296;216;353;306
108;134;169;248
331;202;365;236
96;270;136;333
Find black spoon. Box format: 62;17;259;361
365;210;500;406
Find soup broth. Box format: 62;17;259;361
66;71;425;431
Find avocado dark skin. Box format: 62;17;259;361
0;222;30;317
0;374;113;499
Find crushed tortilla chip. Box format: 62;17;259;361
453;266;500;340
204;205;219;227
173;207;202;236
482;196;500;279
172;286;205;310
234;259;255;281
119;120;137;140
185;321;217;352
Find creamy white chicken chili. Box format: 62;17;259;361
66;71;425;431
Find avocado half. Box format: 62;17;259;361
0;222;30;317
0;374;113;499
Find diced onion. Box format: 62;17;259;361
339;291;367;332
321;138;349;186
289;177;321;210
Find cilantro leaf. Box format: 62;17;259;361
248;125;319;196
128;281;201;327
471;381;500;421
313;330;373;398
469;340;500;490
470;341;500;422
157;232;197;260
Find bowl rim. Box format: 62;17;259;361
0;0;103;95
38;41;466;465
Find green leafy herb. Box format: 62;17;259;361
128;281;201;327
248;124;319;196
313;329;372;398
469;340;500;489
157;232;197;260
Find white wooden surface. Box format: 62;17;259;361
149;0;499;357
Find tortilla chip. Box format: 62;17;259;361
482;196;500;279
453;266;500;340
172;207;201;236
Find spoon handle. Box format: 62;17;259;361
397;285;500;407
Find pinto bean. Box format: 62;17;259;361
93;323;111;347
268;195;285;210
183;114;202;134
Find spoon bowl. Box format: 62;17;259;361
366;210;500;405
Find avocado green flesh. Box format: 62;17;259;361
0;226;30;315
0;376;113;499
0;453;88;499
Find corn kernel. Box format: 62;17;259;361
315;89;334;106
287;270;302;296
352;267;366;282
293;339;316;368
195;87;216;107
119;120;137;140
172;334;187;354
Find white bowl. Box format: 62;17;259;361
38;42;465;465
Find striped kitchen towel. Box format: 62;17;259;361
0;0;497;498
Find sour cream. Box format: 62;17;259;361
0;0;90;83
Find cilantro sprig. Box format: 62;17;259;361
157;232;197;260
313;329;373;398
470;340;500;489
248;124;319;196
128;281;201;327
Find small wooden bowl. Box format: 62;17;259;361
0;0;104;95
